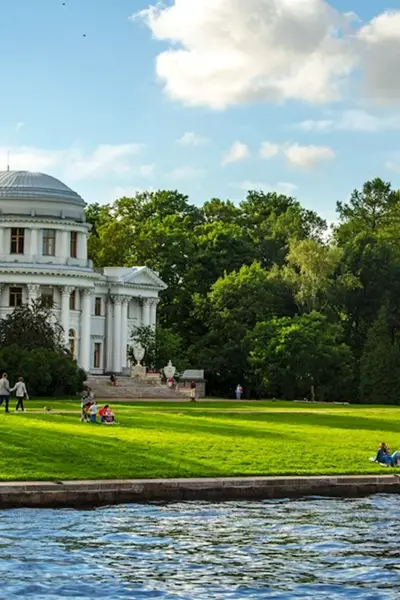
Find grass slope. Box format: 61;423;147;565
0;400;398;481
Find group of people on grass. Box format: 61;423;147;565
80;386;116;424
0;373;29;413
373;442;400;467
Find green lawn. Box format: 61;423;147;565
0;399;398;481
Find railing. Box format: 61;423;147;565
0;254;92;268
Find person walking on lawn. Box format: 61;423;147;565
12;377;29;412
0;373;11;413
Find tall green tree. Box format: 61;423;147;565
359;304;400;405
248;312;354;401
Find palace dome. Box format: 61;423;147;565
0;170;86;222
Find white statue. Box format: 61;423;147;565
164;360;176;380
133;343;145;365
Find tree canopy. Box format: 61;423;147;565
86;179;400;402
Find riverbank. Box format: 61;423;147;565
0;475;399;508
0;400;399;480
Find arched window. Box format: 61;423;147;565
69;328;76;358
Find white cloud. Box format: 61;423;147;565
66;143;141;180
168;166;206;180
240;180;297;195
356;11;400;106
284;143;335;168
15;122;24;133
222;141;250;166
134;0;355;109
0;143;143;180
299;109;400;132
110;185;156;200
260;142;279;159
177;131;209;146
134;2;400;110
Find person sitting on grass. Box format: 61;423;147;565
99;404;116;425
373;442;400;467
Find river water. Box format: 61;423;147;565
0;495;398;599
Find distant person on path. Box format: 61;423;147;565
235;384;243;400
190;380;196;402
12;377;29;412
0;373;11;413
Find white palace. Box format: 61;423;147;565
0;170;167;374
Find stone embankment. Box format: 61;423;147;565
0;475;399;509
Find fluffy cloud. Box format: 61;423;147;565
177;131;209;146
168;166;206;180
260;142;279;159
299;110;400;132
134;0;355;109
356;11;400;106
240;180;297;195
284;143;335;167
222;141;250;166
134;2;400;109
0;143;143;180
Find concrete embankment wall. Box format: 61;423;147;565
0;475;399;509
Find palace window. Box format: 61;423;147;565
10;228;24;255
93;343;101;368
42;229;56;256
41;287;54;308
9;287;22;307
69;329;76;358
70;232;78;258
94;297;102;316
69;290;76;311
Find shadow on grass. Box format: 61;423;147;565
184;410;400;435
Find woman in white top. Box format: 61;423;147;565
12;377;29;412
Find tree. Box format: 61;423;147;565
0;300;63;351
360;304;400;404
248;312;354;401
190;262;296;395
283;239;347;313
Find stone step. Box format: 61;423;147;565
84;375;191;400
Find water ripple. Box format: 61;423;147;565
0;495;398;598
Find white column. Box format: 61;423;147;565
80;288;93;372
60;286;74;346
30;229;38;258
149;298;159;329
78;232;87;260
112;295;122;372
106;296;114;372
61;231;68;259
121;296;129;369
27;284;40;305
142;298;151;328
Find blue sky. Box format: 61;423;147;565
1;0;400;222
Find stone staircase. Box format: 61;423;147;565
85;375;191;400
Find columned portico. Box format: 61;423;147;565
112;295;122;373
80;288;93;371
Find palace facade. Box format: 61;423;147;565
0;170;166;373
